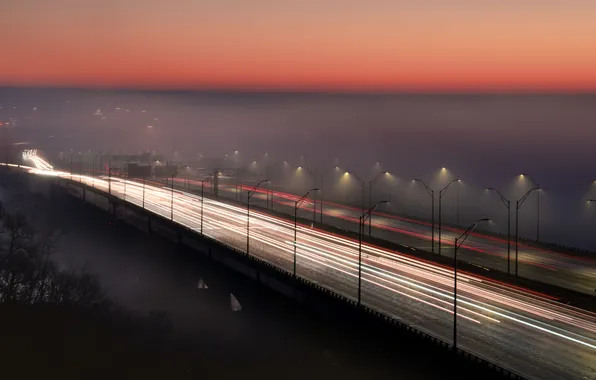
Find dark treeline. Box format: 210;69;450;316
0;179;193;379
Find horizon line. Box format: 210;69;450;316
1;83;596;96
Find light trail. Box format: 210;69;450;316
14;152;596;380
225;183;596;293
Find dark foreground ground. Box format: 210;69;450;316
0;176;513;379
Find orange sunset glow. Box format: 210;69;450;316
1;1;596;91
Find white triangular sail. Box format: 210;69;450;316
197;278;208;289
230;293;242;312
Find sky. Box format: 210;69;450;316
1;1;596;91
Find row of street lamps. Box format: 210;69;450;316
412;178;539;276
195;170;492;351
96;159;586;283
86;163;594;352
81;160;493;352
246;166;545;278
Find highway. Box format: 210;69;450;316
209;182;596;295
19;152;596;380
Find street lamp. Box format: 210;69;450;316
296;166;319;221
298;165;339;224
293;188;319;277
167;165;179;222
358;200;389;304
453;218;490;351
247;179;269;255
345;171;365;215
519;174;541;241
170;175;174;221
123;165;127;200
438;178;460;255
320;166;342;223
515;187;540;276
92;154;98;187
200;171;218;234
486;188;512;274
108;158;112;195
368;171;390;236
414;179;435;254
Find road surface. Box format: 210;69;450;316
18;153;596;380
210;182;596;295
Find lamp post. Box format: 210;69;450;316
92;154;98;188
170;175;175;221
320;166;341;224
520;174;541;241
515;187;540;276
79;154;83;183
453;218;490;351
346;171;365;215
486;188;512;274
294;188;319;277
296;166;319;222
297;165;338;224
438;178;460;255
358;200;389;304
414;179;435;254
200;172;218;235
247;179;269;255
368;171;389;236
123;165;127;200
108;158;112;195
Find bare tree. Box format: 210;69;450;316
0;202;105;306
